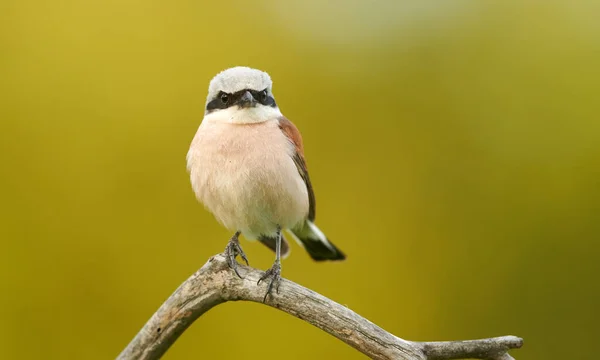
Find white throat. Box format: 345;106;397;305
204;105;282;125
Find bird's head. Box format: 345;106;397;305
204;66;281;124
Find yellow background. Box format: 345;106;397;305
1;1;598;359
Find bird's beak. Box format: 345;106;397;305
237;90;257;108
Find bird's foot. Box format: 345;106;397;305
224;232;248;278
257;261;281;302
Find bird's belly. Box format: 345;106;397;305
188;120;309;239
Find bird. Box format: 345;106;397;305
186;66;345;301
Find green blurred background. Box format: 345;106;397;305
1;1;598;359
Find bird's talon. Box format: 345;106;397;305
240;253;249;266
258;262;281;302
224;233;248;278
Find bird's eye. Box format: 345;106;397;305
260;90;268;102
220;93;229;104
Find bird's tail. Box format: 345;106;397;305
289;220;346;261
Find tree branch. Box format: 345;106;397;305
117;253;523;360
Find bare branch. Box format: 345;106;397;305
117;253;522;360
422;336;523;360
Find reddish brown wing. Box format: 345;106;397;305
278;116;316;221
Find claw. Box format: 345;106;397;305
224;231;248;278
240;250;249;266
258;261;281;302
232;263;242;278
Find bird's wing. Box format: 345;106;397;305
278;116;316;221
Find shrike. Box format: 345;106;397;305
186;66;345;300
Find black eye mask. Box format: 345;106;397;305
206;88;276;113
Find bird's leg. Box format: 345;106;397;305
257;225;282;302
224;231;248;278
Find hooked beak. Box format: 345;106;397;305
237;90;256;108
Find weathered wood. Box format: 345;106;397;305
117;253;522;360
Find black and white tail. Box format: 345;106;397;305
290;220;346;261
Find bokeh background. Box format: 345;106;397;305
1;1;599;359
